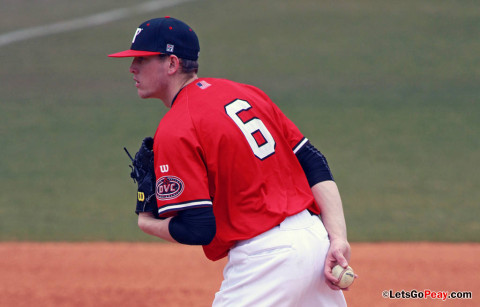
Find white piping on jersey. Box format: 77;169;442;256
158;199;213;215
293;137;309;154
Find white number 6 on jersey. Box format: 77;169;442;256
225;99;276;160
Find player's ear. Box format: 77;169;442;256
167;55;180;75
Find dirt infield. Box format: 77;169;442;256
0;242;477;307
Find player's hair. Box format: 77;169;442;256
179;58;199;74
159;54;199;74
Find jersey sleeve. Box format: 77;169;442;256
269;101;308;153
153;111;212;218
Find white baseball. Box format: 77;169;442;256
332;265;355;288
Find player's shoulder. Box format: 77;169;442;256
178;77;276;118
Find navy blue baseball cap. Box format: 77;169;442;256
108;16;200;60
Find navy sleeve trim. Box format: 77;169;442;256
295;141;334;187
169;207;216;245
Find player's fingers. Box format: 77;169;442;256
324;270;338;284
323;258;336;279
325;277;342;291
332;248;349;268
325;275;351;291
324;253;335;269
325;270;358;291
324;263;340;285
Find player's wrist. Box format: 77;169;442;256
138;211;157;218
329;238;350;254
329;236;349;243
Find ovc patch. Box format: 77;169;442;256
156;176;184;200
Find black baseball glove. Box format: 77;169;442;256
124;137;158;217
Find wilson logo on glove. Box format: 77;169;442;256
156;176;184;200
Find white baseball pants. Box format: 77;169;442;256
212;209;347;307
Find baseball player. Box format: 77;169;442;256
110;17;353;306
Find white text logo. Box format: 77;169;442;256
132;28;143;43
159;164;169;173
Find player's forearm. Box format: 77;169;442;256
137;213;177;243
312;180;347;242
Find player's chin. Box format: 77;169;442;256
137;90;152;99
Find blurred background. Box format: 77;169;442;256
1;0;478;242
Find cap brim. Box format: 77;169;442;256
108;50;163;57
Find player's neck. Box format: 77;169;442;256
180;74;198;91
164;74;198;108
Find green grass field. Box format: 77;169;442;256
1;0;479;242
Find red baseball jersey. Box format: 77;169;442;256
153;78;319;261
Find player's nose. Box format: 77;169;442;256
129;65;136;74
129;60;138;74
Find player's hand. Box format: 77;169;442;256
324;238;355;290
